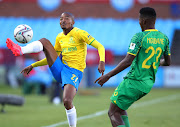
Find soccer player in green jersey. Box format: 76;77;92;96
95;7;171;127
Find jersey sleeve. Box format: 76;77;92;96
164;36;171;56
54;34;62;54
78;30;96;45
78;30;105;62
90;40;105;62
127;33;143;56
31;58;48;67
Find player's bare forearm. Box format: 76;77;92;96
95;54;135;86
107;58;132;78
94;59;130;86
107;54;135;78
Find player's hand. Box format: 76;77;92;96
94;74;110;87
20;65;33;76
98;61;105;75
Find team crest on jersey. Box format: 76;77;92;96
129;43;136;50
69;37;75;44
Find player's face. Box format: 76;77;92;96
60;13;74;29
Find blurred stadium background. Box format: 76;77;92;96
0;0;180;127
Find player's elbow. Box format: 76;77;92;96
124;55;134;67
39;38;50;44
165;61;171;66
126;60;132;67
123;58;132;67
164;55;171;66
98;44;105;51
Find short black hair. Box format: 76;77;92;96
139;7;156;19
61;12;74;20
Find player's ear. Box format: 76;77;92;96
72;20;75;26
142;19;146;25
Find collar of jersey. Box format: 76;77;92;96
63;27;76;36
145;29;158;31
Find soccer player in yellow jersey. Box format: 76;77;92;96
6;12;105;127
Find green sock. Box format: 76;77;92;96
117;125;126;127
121;115;130;127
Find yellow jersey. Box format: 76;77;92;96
32;27;105;72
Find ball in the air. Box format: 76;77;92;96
14;24;33;44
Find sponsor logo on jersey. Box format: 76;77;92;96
62;47;77;53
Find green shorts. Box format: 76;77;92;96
110;79;147;110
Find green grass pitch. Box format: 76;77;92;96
0;84;180;127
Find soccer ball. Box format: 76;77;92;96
14;24;33;44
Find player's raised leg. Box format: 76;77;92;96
6;38;43;56
63;84;77;127
6;38;23;56
39;38;58;66
6;38;57;67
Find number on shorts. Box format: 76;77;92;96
71;74;78;85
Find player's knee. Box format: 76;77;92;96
39;38;51;46
63;98;72;107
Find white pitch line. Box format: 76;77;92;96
42;110;107;127
42;94;180;127
131;94;180;109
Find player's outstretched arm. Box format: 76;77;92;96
90;40;105;75
95;54;135;86
79;30;105;74
21;55;52;75
159;55;171;66
21;51;61;76
31;58;48;67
